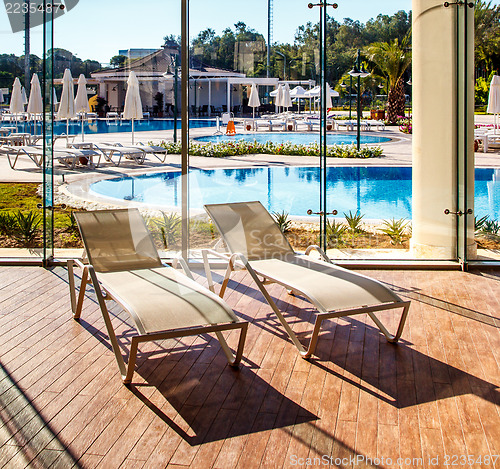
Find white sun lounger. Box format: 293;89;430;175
1;144;100;169
92;143;147;165
113;142;168;162
202;201;410;358
69;208;248;384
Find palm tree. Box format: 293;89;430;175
364;35;412;123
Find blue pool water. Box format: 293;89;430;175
195;133;390;145
90;166;500;220
0;118;215;136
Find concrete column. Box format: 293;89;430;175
411;0;475;259
208;80;212;116
98;81;106;100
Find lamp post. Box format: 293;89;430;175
308;0;338;252
348;49;369;150
164;54;179;143
275;50;286;80
406;77;412;117
340;80;351;119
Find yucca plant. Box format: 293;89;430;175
0;212;17;236
483;219;500;235
326;219;348;247
13;210;42;247
380;218;410;245
151;212;181;249
272;211;292;233
475;214;489;233
344;210;365;234
66;211;80;234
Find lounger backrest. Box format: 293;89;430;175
205;201;295;260
74;209;162;272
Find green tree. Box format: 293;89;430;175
475;1;500;75
110;55;128;69
364;35;412;122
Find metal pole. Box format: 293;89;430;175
173;55;178;143
267;0;272;78
24;0;30;92
356;50;361;151
308;1;337;251
181;0;189;260
349;75;352;119
321;1;327;251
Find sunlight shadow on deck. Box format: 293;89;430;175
0;363;81;468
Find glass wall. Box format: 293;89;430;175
0;1;55;262
1;0;494;268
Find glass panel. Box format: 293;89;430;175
471;3;500;263
0;0;50;259
187;0;321;260
5;0;475;266
42;0;54;264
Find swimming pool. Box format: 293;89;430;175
195;133;391;145
0;118;216;136
89;166;500;220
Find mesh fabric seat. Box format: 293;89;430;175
68;209;247;384
202;201;410;358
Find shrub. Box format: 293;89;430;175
344;210;365;234
475;214;489;233
483;219;500;235
326;218;348;247
155;140;383;159
272;211;292;233
149;212;181;249
0;212;17;236
380;218;410;245
12;210;42;247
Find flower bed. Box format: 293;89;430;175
156;140;384;158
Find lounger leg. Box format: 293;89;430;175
301;315;324;359
123;337;139;384
367;301;410;343
88;267;130;383
67;260;89;319
215;322;248;367
219;260;235;298
239;259;306;354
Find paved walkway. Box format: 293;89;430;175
1;114;499;187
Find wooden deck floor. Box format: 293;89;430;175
0;266;499;469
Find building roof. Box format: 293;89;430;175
91;46;245;80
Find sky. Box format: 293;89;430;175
0;0;411;64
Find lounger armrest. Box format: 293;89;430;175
170;255;194;280
304;244;332;263
202;249;251;296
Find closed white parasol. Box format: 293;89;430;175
57;68;76;144
248;83;260;119
487;75;500;133
27;73;43;136
282;83;293;110
275;84;284;112
9;77;24;127
123;71;143;144
74;74;90;141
